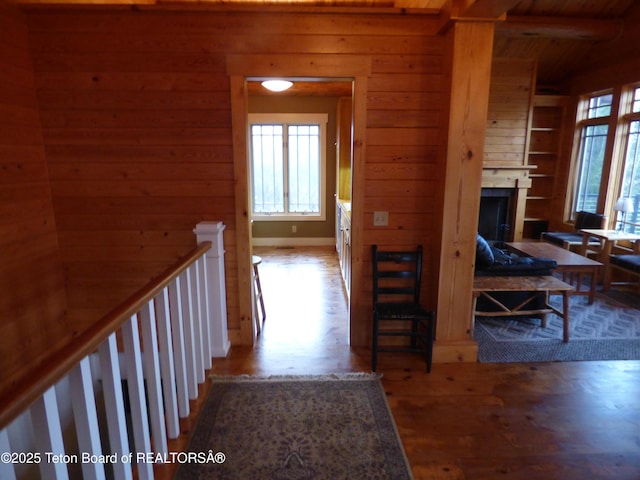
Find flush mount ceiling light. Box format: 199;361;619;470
261;80;293;92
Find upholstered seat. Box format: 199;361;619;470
607;254;640;290
541;211;606;250
610;254;640;274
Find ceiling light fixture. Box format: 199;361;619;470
261;80;293;92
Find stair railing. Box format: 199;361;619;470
0;240;220;480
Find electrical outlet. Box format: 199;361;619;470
373;211;388;226
292;225;297;233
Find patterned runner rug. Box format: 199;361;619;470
175;374;413;479
475;290;640;362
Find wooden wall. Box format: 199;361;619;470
485;58;535;167
0;1;70;383
24;7;446;345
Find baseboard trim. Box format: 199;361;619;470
432;340;479;363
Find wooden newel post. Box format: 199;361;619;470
194;221;231;357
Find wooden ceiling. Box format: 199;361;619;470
13;0;640;91
494;0;640;88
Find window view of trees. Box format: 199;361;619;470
574;124;608;213
249;113;326;220
620;119;640;232
573;94;612;215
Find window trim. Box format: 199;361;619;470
248;113;328;222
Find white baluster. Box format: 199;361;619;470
168;278;190;418
140;301;168;455
31;387;69;480
179;270;198;400
197;256;213;369
121;315;154;480
69;358;106;480
98;334;133;480
189;263;205;383
154;288;180;438
0;428;16;480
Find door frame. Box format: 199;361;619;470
226;54;371;345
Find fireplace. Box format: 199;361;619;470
478;188;515;243
480;166;534;242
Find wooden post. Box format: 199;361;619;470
435;19;496;362
194;221;231;357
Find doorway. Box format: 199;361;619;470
247;79;353;347
227;54;371;346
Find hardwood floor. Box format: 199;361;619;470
164;246;640;480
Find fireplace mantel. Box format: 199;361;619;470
482;165;535;189
481;165;535;241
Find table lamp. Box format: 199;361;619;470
614;197;634;231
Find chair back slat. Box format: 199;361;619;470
372;245;423;304
370;244;433;373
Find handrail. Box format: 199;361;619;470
0;241;212;429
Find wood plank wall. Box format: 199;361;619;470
24;7;447;344
0;1;70;382
484;58;535;167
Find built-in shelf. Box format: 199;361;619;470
523;94;568;238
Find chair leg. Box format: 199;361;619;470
411;319;418;349
422;314;434;373
371;313;379;372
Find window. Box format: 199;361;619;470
618;87;640;233
249;113;327;220
572;93;612;214
569;86;640;233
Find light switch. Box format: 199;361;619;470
373;211;389;226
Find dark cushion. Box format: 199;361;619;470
541;232;583;246
541;232;600;246
475;234;494;268
575;211;606;230
475;257;557;276
610;255;640;274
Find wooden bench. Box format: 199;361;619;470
472;275;574;342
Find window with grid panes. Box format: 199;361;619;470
618;86;640;233
249;113;327;221
572;93;612;215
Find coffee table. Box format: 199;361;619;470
505;241;602;304
472;275;574;342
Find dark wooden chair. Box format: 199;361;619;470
371;245;435;373
541;211;607;251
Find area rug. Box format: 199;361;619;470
475;290;640;363
175;373;413;479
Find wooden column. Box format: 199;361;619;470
435;19;496;362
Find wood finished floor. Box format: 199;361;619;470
163;246;640;480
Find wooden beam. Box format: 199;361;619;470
456;0;519;19
497;15;623;41
393;0;446;9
